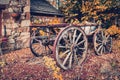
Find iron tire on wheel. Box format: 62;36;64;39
54;26;88;70
93;29;112;55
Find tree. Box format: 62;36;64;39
59;0;82;23
60;0;120;23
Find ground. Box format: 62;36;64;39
0;39;120;80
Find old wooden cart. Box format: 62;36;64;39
30;22;112;70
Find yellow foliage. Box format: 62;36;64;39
43;56;63;80
0;61;5;67
94;0;100;5
39;30;47;36
81;0;115;21
0;61;6;74
60;0;118;22
72;18;80;24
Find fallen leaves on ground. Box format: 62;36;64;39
0;40;120;80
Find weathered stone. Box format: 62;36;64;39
13;23;19;28
2;28;11;36
11;31;20;38
1;0;31;50
5;23;13;29
16;32;30;48
22;38;30;48
8;38;15;44
15;40;23;49
23;6;30;12
20;32;30;36
8;7;13;12
21;20;30;27
6;29;12;36
25;12;30;20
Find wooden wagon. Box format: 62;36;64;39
30;22;112;70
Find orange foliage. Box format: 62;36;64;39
49;17;61;25
105;25;120;37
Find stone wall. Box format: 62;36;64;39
2;0;30;50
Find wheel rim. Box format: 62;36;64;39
30;36;49;57
54;26;88;70
94;30;112;55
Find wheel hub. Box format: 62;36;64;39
42;38;49;46
70;44;77;52
102;38;107;45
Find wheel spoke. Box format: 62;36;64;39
74;52;78;64
105;45;111;52
68;32;72;43
107;39;111;43
75;33;82;44
107;37;112;43
101;31;104;38
34;38;41;43
106;35;110;40
69;53;73;68
100;47;103;55
77;40;85;46
97;45;103;53
79;47;85;50
34;38;39;41
33;45;41;51
43;46;46;53
106;43;111;47
73;30;77;43
59;50;70;58
103;46;106;53
97;33;102;38
96;42;102;47
63;52;71;66
106;38;112;46
62;36;69;45
58;45;66;49
96;38;102;43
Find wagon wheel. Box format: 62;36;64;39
93;29;112;55
54;26;88;70
30;36;51;57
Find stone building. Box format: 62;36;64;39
0;0;63;50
